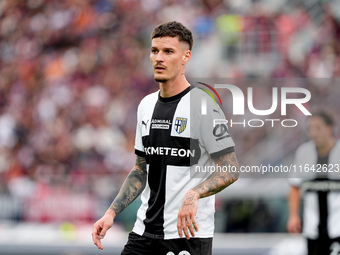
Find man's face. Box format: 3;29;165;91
150;36;190;83
308;116;333;147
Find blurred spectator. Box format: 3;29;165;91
0;0;339;229
288;111;340;254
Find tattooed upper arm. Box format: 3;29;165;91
212;151;239;182
109;155;147;216
213;151;239;169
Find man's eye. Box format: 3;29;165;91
166;50;173;53
151;49;158;53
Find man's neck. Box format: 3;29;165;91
316;137;336;157
159;74;190;98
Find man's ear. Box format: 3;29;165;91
182;50;191;64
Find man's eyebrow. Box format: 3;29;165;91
150;46;176;51
163;47;175;51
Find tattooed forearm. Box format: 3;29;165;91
109;155;147;216
192;152;239;199
182;192;198;207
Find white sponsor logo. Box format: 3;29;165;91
151;119;172;129
151;124;169;129
144;147;195;157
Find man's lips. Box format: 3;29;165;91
155;66;166;71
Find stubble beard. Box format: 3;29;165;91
155;78;168;83
155;76;168;83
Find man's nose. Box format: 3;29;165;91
155;52;164;62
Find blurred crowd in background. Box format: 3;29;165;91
0;0;340;232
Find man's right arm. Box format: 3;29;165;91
109;155;147;216
287;185;301;233
92;155;147;250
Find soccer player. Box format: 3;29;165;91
287;111;340;255
92;21;239;255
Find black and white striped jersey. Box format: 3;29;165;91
133;86;235;239
290;140;340;239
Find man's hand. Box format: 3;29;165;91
287;214;301;233
177;190;199;239
92;210;115;250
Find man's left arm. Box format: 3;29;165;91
177;151;239;239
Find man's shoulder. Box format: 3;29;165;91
296;140;315;154
190;87;225;118
331;140;340;155
334;140;340;150
189;86;212;99
138;90;159;108
296;139;340;154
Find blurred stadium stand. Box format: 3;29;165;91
1;0;340;254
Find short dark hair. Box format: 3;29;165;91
151;21;193;50
311;111;334;126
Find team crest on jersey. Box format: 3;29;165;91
174;117;187;134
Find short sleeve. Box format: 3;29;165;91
134;103;145;157
288;141;317;187
197;93;235;158
288;147;303;187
